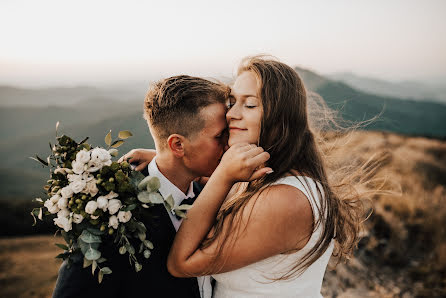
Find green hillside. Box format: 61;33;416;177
294;67;446;137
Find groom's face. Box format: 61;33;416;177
182;103;228;177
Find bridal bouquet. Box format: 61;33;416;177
31;124;167;283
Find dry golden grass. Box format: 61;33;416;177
0;131;445;297
0;235;61;298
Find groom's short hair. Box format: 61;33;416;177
143;75;228;143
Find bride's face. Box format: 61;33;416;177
226;71;263;147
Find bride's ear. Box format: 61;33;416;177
167;134;185;157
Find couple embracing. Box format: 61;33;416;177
53;56;365;298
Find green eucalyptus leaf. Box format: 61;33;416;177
148;192;164;204
143;240;154;249
137;191;151;203
165;195;174;209
174;209;187;219
98;270;104;283
101;267;112;274
83;258;93;268
177;204;193;211
137;176;159;191
118;130;133;139
84;247;101;261
105;130;112;146
122;204;137;212
111;140;124;148
80;230;102;243
92;260;97;275
97;257;107;263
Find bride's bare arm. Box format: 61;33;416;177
167;144;315;277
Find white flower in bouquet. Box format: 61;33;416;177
44;199;60;214
54;216;72;232
70;179;87;194
104;191;119;200
85;200;98;214
108;215;119;229
50;194;61;204
67;173;81;183
57;208;70;218
86;160;103;173
82;172;95;182
97;196;109;211
108;199;122;215
61;185;74;199
57;197;68;209
117;211;132;223
91;147;111;163
72;160;86;175
72;213;84;224
75;150;91;164
83;180;99;197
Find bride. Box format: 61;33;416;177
130;56;367;297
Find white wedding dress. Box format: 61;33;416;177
212;176;334;298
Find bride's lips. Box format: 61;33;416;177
229;127;247;132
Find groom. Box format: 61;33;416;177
52;75;229;298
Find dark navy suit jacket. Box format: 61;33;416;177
52;167;201;298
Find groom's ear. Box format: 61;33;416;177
167;134;185;157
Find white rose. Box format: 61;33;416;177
87;160;103;173
47;202;60;214
97;196;108;211
54;216;72;232
67;174;82;183
83;180;99;197
91;147;111;163
105;191;119;200
108;199;122;215
76;150;91;164
57;208;70;218
44;199;54;210
61;185;74;199
117;211;132;223
70;179;86;194
85;200;98;214
108;215;119;229
82;173;95;182
50;194;61;204
72;213;84;224
72;160;85;175
103;160;112;167
57;197;68;209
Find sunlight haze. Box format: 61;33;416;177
1;0;445;86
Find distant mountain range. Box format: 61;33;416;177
1;68;446;200
294;66;446;137
326;72;446;103
0;85;143;107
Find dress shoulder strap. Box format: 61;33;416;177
271;176;324;220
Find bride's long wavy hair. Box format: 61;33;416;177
201;56;381;279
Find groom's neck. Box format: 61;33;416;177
155;154;195;194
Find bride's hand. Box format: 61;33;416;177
215;143;272;184
118;148;156;171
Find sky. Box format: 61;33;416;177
1;0;445;87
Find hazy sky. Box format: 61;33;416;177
1;0;445;86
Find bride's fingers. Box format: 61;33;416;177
247;151;270;167
248;167;273;181
245;146;265;158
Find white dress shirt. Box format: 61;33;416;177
147;158;212;298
